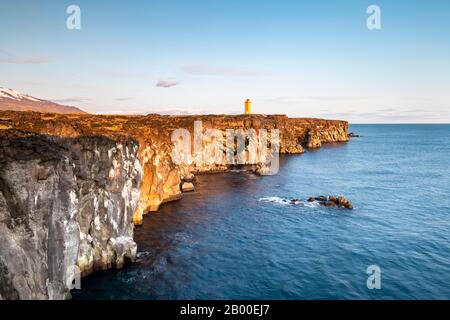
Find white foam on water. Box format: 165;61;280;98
173;231;196;245
259;196;290;205
303;201;320;208
136;251;152;261
259;196;321;208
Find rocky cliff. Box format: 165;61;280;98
0;111;348;299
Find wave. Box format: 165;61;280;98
259;196;289;205
173;231;197;245
258;196;320;207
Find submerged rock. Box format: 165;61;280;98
254;163;273;175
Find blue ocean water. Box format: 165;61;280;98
73;125;450;299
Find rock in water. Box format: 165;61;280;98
308;195;353;209
181;182;195;192
307;196;327;202
348;132;360;138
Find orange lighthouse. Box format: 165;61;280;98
244;99;252;115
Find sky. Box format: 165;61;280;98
1;0;450;123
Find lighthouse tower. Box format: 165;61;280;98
244;99;252;115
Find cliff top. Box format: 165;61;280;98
0;110;348;144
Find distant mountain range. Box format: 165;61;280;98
0;87;86;114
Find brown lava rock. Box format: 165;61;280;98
308;195;353;209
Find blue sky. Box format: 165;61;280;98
1;0;449;122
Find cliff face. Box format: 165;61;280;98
0;134;141;299
0;111;348;299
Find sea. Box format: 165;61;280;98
72;124;450;299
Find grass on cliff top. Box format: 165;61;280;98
104;124;123;131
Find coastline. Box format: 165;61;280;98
0;111;349;299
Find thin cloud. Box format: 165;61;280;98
269;96;373;104
115;97;133;101
408;108;438;113
0;50;48;64
51;97;91;104
181;64;271;77
99;70;145;78
147;107;223;115
376;108;397;112
156;80;179;88
3;81;91;89
308;96;373;101
314;109;450;123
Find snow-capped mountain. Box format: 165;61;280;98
0;87;86;114
0;87;42;102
